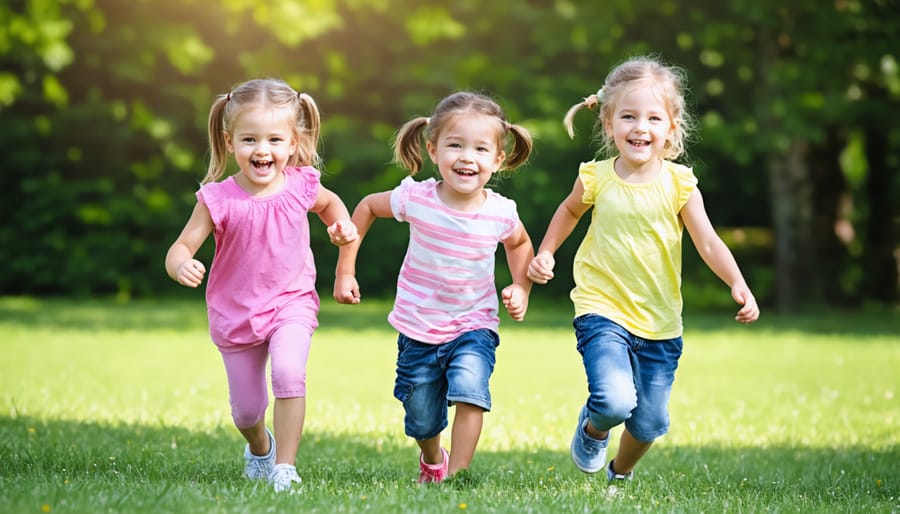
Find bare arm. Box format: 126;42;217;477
681;189;759;323
500;221;535;321
165;201;214;288
333;191;394;304
527;177;591;284
310;185;358;245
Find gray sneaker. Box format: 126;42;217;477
243;427;275;480
606;459;633;482
270;463;302;493
570;405;609;473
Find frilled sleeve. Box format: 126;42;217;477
391;176;435;222
671;162;699;211
291;166;322;210
577;161;600;205
196;181;225;228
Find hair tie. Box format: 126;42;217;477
596;86;606;102
504;121;512;131
226;92;232;102
425;117;431;124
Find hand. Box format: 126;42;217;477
334;273;361;305
501;284;529;322
732;284;759;324
327;220;359;246
527;252;555;284
175;259;206;288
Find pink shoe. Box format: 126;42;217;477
417;447;449;483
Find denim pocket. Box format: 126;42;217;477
393;381;412;403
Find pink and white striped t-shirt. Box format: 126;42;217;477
388;177;520;344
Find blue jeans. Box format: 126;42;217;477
574;314;683;442
394;329;499;440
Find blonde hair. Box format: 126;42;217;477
564;55;693;161
392;91;533;174
203;78;321;184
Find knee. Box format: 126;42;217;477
231;399;267;429
587;393;636;429
271;360;306;398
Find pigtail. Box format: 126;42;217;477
501;122;534;171
203;94;231;185
295;92;322;167
392;117;430;174
563;91;602;139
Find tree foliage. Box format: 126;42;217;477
1;0;896;309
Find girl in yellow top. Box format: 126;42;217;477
528;56;759;485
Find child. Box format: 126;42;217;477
165;78;358;493
527;56;759;485
333;91;535;483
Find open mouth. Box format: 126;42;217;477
454;168;478;177
252;160;274;171
627;139;650;147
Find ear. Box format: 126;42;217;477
223;131;234;153
289;131;299;156
426;141;438;164
493;149;507;173
604;118;614;139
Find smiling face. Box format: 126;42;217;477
224;103;297;195
426;113;506;210
605;80;675;175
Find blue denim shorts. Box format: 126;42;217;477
573;314;683;442
394;329;499;440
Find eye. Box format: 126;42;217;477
241;137;255;143
621;114;635;120
477;146;490;152
448;142;462;149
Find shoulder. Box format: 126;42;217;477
285;166;322;205
197;176;235;203
390;176;436;219
286;165;321;183
394;176;436;194
663;160;698;208
663;160;696;181
578;158;614;200
483;189;518;216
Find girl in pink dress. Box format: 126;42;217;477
165;78;357;493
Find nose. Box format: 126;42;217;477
254;141;271;154
635;117;649;133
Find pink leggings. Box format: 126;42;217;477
219;322;313;429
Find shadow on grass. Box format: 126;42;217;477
1;295;898;337
2;415;897;507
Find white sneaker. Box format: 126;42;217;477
243;427;275;480
270;463;302;493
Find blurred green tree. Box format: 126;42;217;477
0;0;895;310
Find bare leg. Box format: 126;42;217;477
273;397;305;465
448;402;483;475
584;420;610;442
610;428;652;474
237;419;271;456
417;434;443;464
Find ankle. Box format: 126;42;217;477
584;423;608;441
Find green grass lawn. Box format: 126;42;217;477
1;296;898;513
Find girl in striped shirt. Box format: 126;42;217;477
334;91;534;483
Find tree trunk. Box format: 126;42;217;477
862;126;899;304
809;129;852;305
770;140;816;312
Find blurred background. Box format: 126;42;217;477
1;0;897;313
